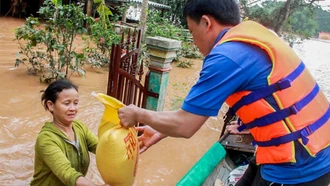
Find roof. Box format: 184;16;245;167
111;0;171;9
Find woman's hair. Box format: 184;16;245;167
41;79;78;111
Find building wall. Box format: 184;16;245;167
319;32;330;40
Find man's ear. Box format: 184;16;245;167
201;15;212;31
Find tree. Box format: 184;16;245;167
86;0;93;17
151;0;187;26
284;6;318;38
140;0;149;35
15;0;91;82
314;7;330;32
273;0;294;33
241;0;320;34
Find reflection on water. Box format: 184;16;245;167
0;17;329;186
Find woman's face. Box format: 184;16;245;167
47;88;79;125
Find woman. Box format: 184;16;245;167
30;79;108;186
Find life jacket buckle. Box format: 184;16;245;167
276;79;291;90
300;127;312;145
302;126;313;136
289;105;298;114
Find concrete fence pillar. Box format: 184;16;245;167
145;36;181;111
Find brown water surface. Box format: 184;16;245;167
0;17;221;185
2;17;329;186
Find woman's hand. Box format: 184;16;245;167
136;126;167;153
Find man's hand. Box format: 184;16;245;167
118;104;139;128
226;121;250;134
119;106;208;138
136;126;167;153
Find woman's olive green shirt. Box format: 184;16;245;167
30;120;98;186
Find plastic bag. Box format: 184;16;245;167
226;165;248;186
94;93;139;186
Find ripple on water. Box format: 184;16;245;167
294;40;330;101
157;167;173;176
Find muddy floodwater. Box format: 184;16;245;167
0;17;329;185
0;17;221;185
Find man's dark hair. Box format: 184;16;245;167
183;0;240;25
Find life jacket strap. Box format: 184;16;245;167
253;106;330;147
231;62;305;113
238;83;320;132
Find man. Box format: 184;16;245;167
118;0;330;185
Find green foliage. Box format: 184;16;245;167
146;10;184;41
179;42;203;59
314;7;330;33
150;0;187;26
241;0;318;44
284;6;318;39
176;59;194;68
83;1;121;68
52;0;61;6
82;36;109;68
15;0;124;82
112;3;131;22
15;0;90;82
148;0;330;41
242;0;284;28
144;10;202;68
170;82;189;110
14;17;46;74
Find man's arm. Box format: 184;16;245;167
118;105;209;138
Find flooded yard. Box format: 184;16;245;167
0;17;329;185
0;17;220;185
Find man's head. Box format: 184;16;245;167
184;0;240;56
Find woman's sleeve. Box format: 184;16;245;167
83;125;98;154
36;132;83;186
